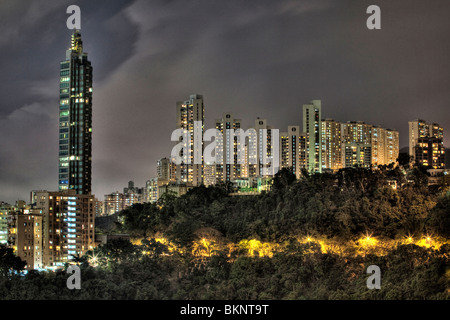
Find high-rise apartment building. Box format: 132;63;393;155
384;129;400;166
58;30;93;194
303;100;322;173
203;162;217;187
415;138;445;169
145;178;160;203
103;192;122;216
341;121;373;169
215;113;243;183
103;185;144;216
409;120;438;156
321;119;342;171
0;202;16;245
175;94;205;186
8;207;43;270
409;119;445;168
30;190;95;267
250;118;278;177
280;126;305;179
429;122;444;140
371;126;386;167
157;158;176;182
240;141;251;179
340;121;399;168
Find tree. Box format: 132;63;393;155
408;166;429;190
0;245;26;277
427;193;450;237
119;202;161;238
157;190;177;208
272;167;297;191
397;152;413;169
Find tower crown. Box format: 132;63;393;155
70;30;83;54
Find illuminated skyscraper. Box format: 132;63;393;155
303;100;322;173
58;30;93;194
321;119;342;171
215;113;242;183
175;94;204;186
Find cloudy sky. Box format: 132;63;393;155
0;0;449;203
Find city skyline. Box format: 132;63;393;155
1;0;450;203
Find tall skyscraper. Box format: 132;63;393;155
58;30;93;195
175;94;205;186
303;100;322;173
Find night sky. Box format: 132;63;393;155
0;0;449;203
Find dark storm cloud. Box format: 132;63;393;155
0;0;449;203
0;0;136;117
0;0;137;202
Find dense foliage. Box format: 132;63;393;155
114;166;449;245
0;166;449;300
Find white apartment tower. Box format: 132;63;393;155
175;94;205;186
